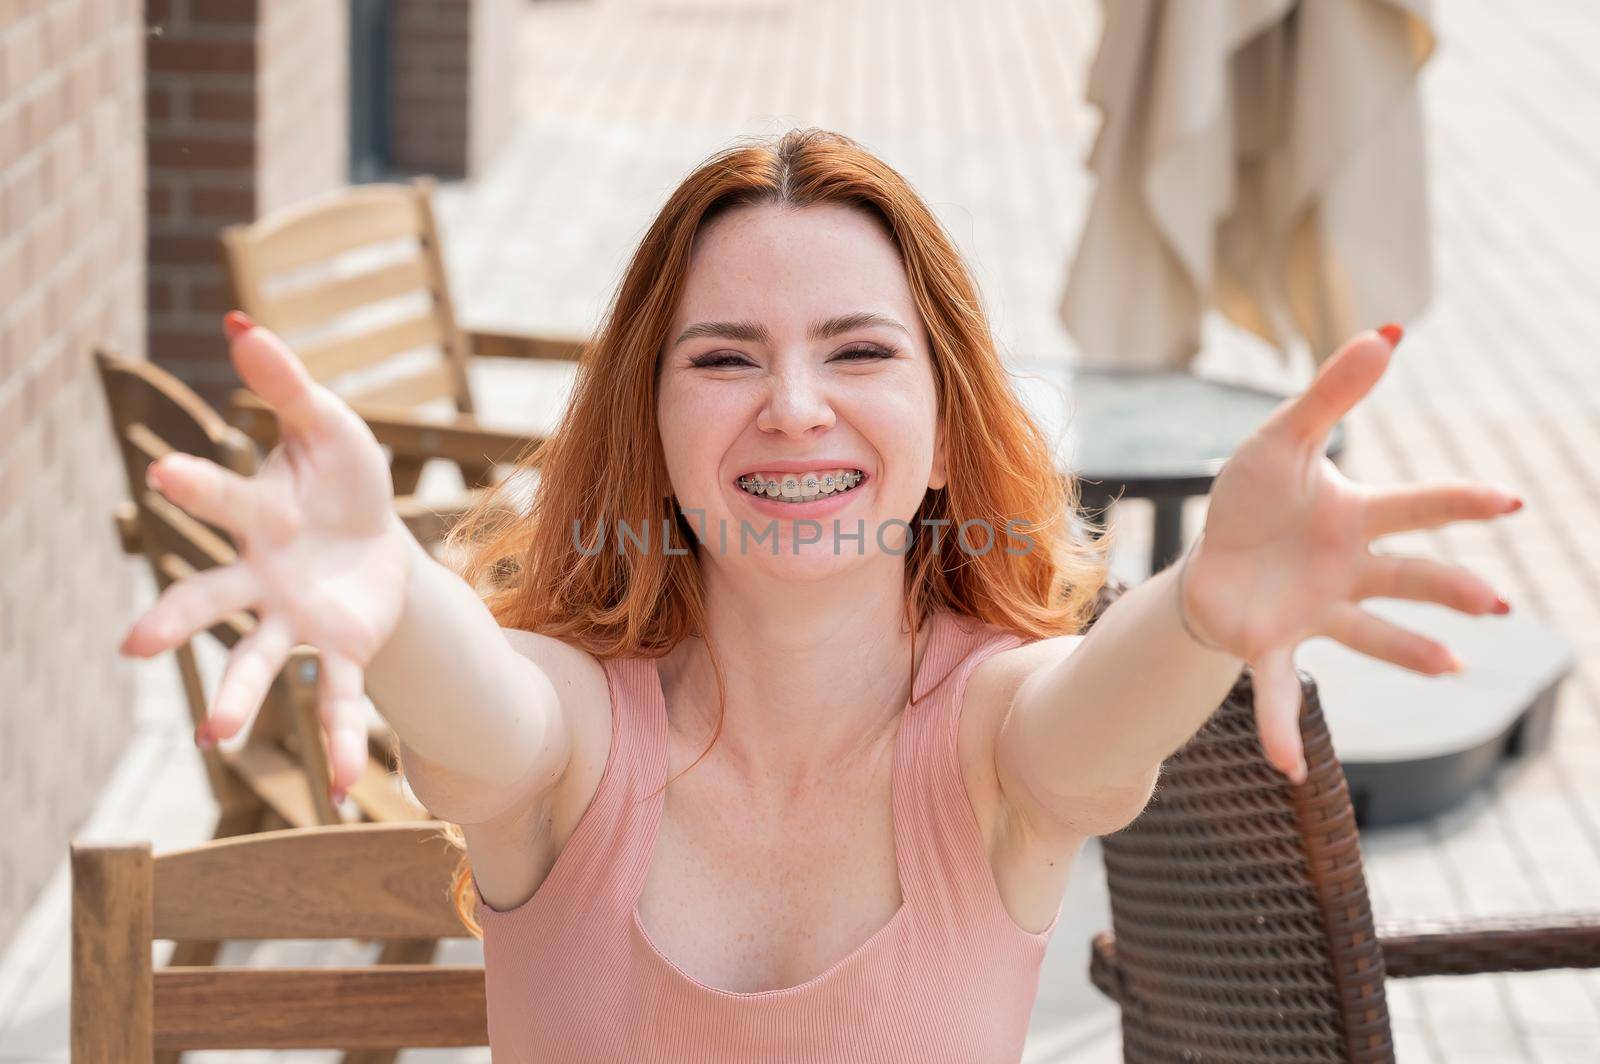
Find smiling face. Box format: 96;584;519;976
656;201;946;585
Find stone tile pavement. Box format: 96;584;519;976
4;0;1599;1059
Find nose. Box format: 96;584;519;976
756;364;835;437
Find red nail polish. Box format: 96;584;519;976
1378;323;1404;348
223;310;255;341
1508;497;1524;512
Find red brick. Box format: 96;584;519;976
145;181;176;218
187;182;252;220
33;207;64;273
144;270;193;313
188;277;230;314
149;327;232;364
145;85;177;121
0;108;18;172
149;232;222;264
190;89;255;122
148;132;255;169
4;18;43;98
147;38;256;75
188;0;259;27
0;243;19;308
5;162;42;230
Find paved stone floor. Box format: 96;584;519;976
4;0;1599;1060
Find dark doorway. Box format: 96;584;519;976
349;0;392;182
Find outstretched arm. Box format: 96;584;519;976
996;326;1521;837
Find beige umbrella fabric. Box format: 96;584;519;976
1060;0;1437;370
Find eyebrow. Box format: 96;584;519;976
671;312;911;348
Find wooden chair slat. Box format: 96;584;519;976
71;844;155;1064
123;421;171;468
215;741;324;833
152;967;487;1049
150;553;256;651
225;185;424;278
140;492;239;571
344;362;458;409
151;824;458;941
261;254;435;335
468;328;588;362
298;312;445;381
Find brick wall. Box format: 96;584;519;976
0;0;146;947
146;0;347;400
391;0;518;178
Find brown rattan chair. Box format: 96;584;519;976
70;823;484;1061
1082;579;1600;1062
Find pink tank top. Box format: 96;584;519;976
472;608;1061;1062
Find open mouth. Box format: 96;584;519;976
735;469;866;504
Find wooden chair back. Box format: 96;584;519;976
220;176;473;417
70;823;485;1060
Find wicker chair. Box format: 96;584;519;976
1082;579;1600;1062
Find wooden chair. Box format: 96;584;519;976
219;175;586;497
95;350;444;1063
1082;579;1600;1062
70;823;486;1061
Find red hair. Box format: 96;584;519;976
415;128;1112;934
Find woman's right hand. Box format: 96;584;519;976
120;312;413;802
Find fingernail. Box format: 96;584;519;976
1446;653;1467;674
145;464;161;491
1494;596;1511;615
223;310;255;341
1378;322;1405;348
194;723;216;750
1507;497;1524;513
331;787;346;805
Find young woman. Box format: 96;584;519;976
121;129;1519;1060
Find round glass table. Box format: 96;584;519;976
1010;360;1347;574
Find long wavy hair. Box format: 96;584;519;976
409;128;1113;936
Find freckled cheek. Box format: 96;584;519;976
657;387;756;502
836;392;937;484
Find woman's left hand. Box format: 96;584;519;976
1179;325;1523;783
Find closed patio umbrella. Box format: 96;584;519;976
1060;0;1437;370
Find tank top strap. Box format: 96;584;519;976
896;609;1027;931
471;653;667;931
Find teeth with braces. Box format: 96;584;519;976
736;470;863;502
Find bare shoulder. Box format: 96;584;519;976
956;633;1089;932
500;627;612;724
453;630;615;912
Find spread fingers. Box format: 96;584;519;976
1324;603;1462;676
1355;552;1509;615
121;564;260;658
146;452;291;542
206;615;296;741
